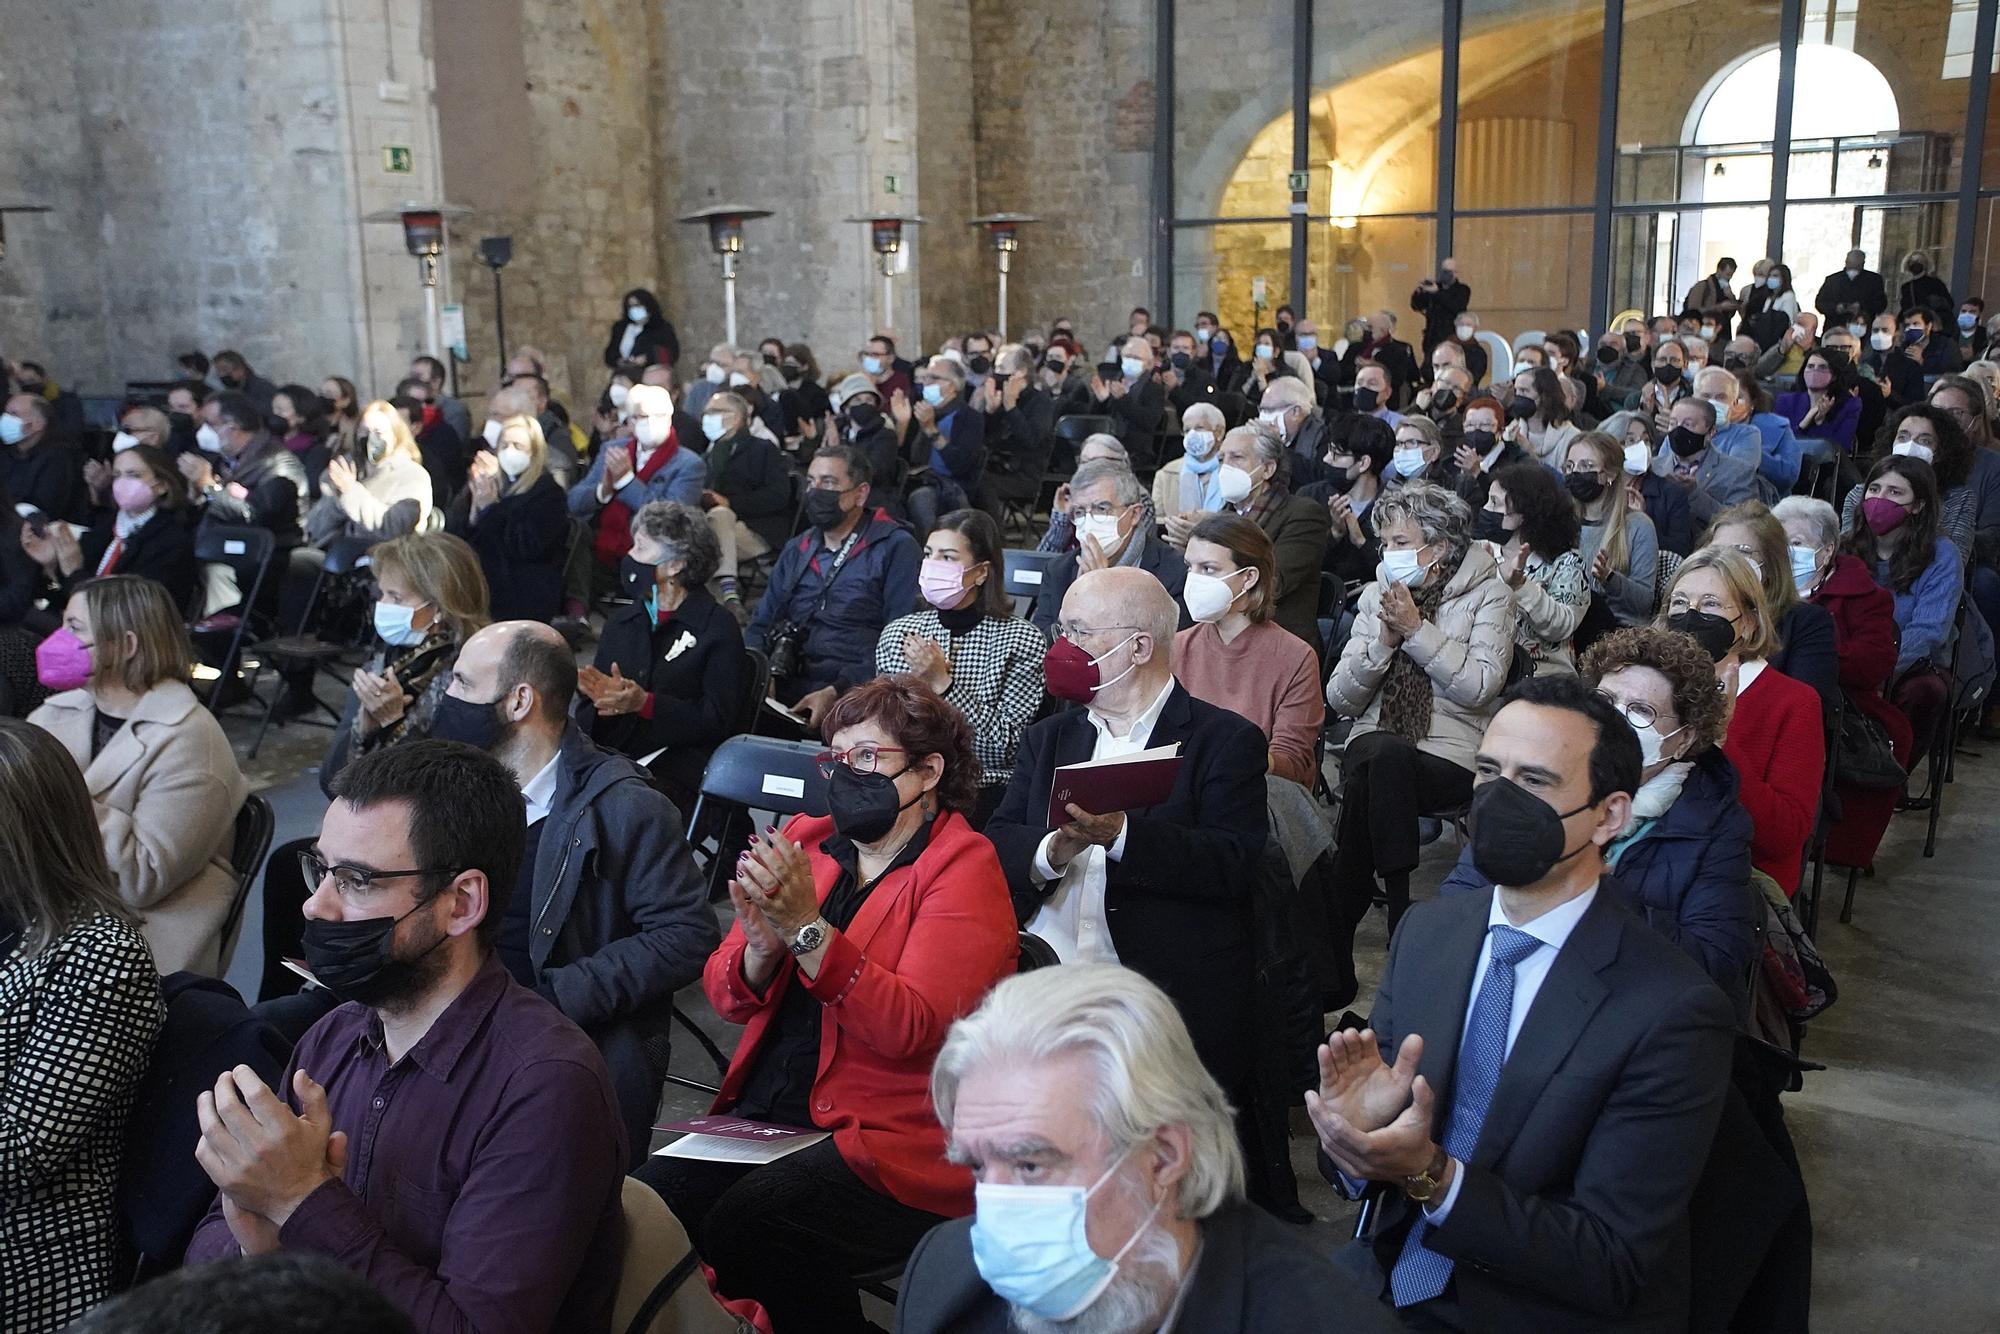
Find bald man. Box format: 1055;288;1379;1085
433;619;719;1164
985;566;1268;1100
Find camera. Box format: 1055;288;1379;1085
765;620;807;685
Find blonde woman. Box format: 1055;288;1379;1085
305;397;433;547
1564;431;1657;624
1658;547;1824;896
450;413;570;622
28;575;248;975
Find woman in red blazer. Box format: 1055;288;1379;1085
1662;547;1827;896
1778;497;1913;869
638;675;1017;1334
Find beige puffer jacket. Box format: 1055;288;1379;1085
1325;540;1519;771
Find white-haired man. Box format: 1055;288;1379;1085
1030;462;1190;634
895;964;1395;1333
567;382;708;589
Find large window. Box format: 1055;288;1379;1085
1158;0;1997;341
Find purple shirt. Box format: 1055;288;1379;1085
186;955;627;1334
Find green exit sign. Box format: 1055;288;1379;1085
1287;170;1309;194
884;173;900;195
383;145;413;174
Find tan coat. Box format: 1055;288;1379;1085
30;681;250;975
1326;540;1518;772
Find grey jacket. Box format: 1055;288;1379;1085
530;722;719;1030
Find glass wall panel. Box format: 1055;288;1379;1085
1173;4;1295;219
1607;205;1770;320
1310;215;1438;344
1456;1;1602;211
1970;198;2000;322
1173;223;1297;346
1311;0;1443;219
1456;213;1596;341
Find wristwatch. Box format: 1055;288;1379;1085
1403;1147;1449;1203
788;919;829;957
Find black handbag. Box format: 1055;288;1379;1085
1836;698;1905;790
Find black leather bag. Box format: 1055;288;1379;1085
1836;699;1905;790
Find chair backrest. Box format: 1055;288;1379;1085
217;794;275;973
1510;329;1547;355
1474;329;1513;383
731;648;772;739
696;734;830;817
1002;548;1062;602
1053;413;1117;445
1016;930;1061;972
612;1177;739;1334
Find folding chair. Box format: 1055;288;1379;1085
240;536;374;758
1043;414;1116;510
216;794;275;974
187;523;275;711
1002;548;1062;620
1800;697;1840;938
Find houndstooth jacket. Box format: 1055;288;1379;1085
2;912;162;1334
876;609;1050;786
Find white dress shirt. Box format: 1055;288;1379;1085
521;750;563;827
1023;676;1178;964
1423;883;1600;1222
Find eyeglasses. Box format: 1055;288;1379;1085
1666;594;1736;617
1562;465;1604;478
1065;500;1130;521
299;850;462;897
815;745;908;778
1054;621;1140;642
806;477;858;493
1594;690;1661;729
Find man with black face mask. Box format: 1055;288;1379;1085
745;444;919;727
1309;673;1732;1333
186;740;629;1334
429;620;719;1163
211;349;278;414
1654;396;1758;524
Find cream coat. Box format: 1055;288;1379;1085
29;681;250;975
1326;540;1518;772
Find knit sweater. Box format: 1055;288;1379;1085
875;608;1049;786
1173;619;1326;788
1720;661;1826;896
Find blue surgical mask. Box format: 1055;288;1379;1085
1296;334;1319;352
1381;548;1428;586
969;1150;1159;1321
1390;446;1427;478
1788;544;1821;594
862;355;885;375
1959;312;1978;332
0;413;22;446
373;600;430;647
1765;275;1782;291
922;382;945;406
1120;356;1144;380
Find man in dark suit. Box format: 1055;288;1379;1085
1814;249;1889;327
897;963;1397;1334
1309;674;1734;1332
987;566;1266;1097
1032;460;1191;633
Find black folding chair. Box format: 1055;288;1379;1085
240;536;373;758
1801;696;1840;938
217;794;275;974
1002;548;1062;620
188;523;276;711
1042;414;1117;510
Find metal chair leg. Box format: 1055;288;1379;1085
1839;864;1860;924
1924;708;1954;858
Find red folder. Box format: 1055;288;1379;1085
1047;743;1183;826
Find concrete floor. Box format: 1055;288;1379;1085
223;707;2000;1332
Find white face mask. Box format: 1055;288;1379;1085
633;416;672;449
1870;332;1894;352
497;445;532;478
1892;439;1935;463
1381;547;1428;586
482;418;503;447
1632;718;1686;768
608;382;630;408
704;363;728;385
1184;567;1249;622
1257;408;1291;440
626;304;648;324
1454;323;1475;341
196;423;225;454
727;372;752;388
1390;446;1428;478
1622;441;1651;474
1182;429;1214;458
111;430;140;453
1215;463;1256;503
1077;512;1126;552
700;413;728;442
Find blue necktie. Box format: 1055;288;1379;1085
1390;924;1544;1308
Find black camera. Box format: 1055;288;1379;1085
765;620;807;684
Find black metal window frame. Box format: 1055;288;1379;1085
1154;0;2000;330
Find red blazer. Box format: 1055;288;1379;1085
1721;663;1826;895
1814;554;1914;759
704;809;1018;1218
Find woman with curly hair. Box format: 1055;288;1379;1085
1437;626;1759;1010
635;674;1018;1332
1478;460;1587;675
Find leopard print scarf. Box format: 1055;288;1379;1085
1376;551;1459;742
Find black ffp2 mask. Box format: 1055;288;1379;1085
827;764;922;845
1467;777;1594;889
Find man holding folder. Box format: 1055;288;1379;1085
985;566;1268;1095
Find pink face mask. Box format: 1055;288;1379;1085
111;476;157;513
35;627;93;692
1802;367;1833;391
919;557;974;610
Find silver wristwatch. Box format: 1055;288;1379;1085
788;919;829;957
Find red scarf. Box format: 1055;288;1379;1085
593;427;681;565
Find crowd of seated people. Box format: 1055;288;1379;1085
8;249;2000;1334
